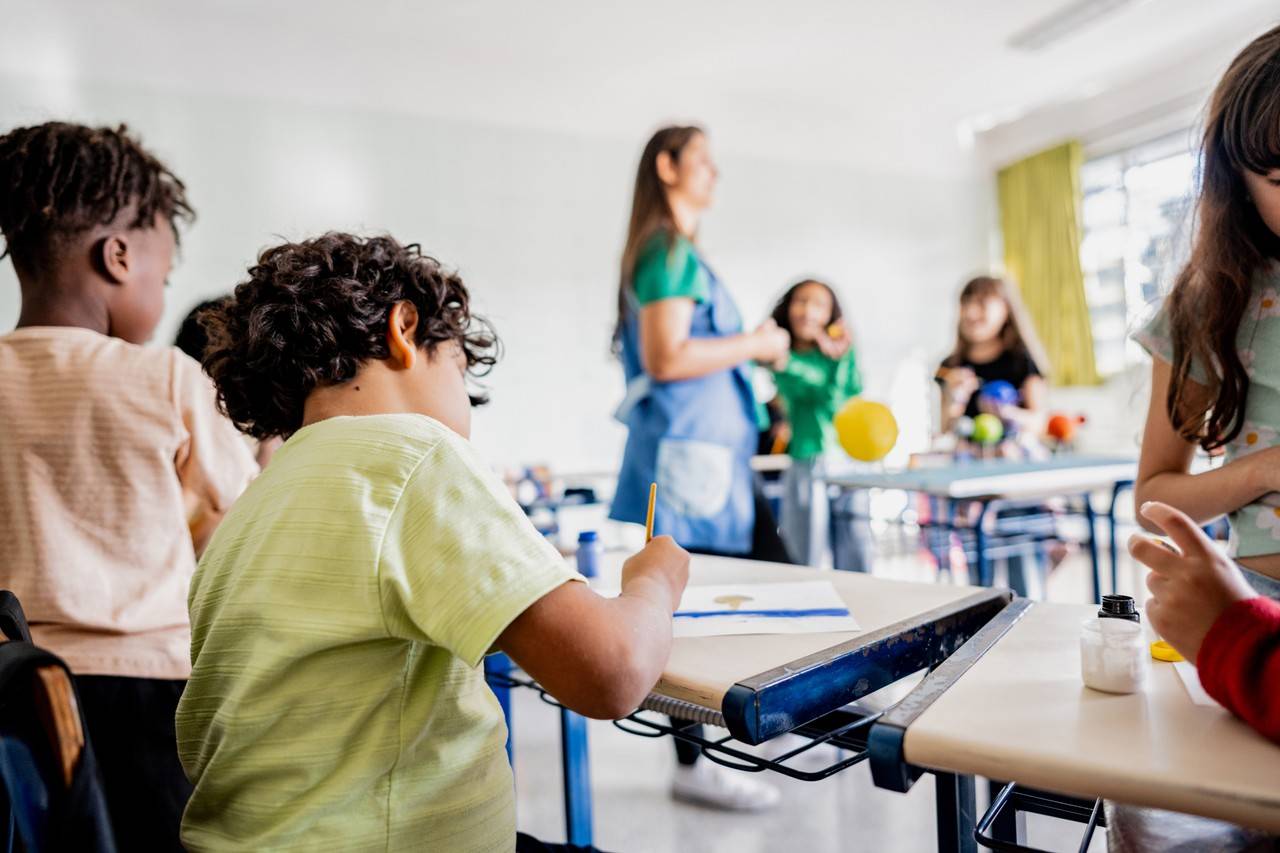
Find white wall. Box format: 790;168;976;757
0;74;992;472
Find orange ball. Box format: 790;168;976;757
1047;413;1082;442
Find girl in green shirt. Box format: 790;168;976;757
769;279;870;570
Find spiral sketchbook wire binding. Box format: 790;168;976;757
638;693;726;727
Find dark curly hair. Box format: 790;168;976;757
202;233;500;440
0;122;194;270
174;297;230;363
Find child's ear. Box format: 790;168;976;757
95;234;130;285
386;301;420;370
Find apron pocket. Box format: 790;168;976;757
656;438;734;519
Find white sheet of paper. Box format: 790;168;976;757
669;581;859;638
1172;660;1222;708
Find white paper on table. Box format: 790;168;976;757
1172;660;1222;708
670;581;858;638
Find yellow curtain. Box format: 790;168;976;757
997;140;1099;385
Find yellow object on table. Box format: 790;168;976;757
1150;640;1184;663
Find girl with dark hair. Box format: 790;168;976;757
936;275;1049;434
768;279;870;570
936;275;1053;596
1134;23;1280;598
609;126;788;811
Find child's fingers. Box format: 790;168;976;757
1127;532;1182;573
1145;570;1171;599
1138;501;1212;559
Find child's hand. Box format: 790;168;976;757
1128;501;1256;662
621;535;690;612
941;367;979;404
816;327;851;359
751;319;791;365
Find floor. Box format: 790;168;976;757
509;523;1136;852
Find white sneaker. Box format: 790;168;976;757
670;761;782;812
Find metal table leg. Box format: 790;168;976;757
935;772;978;853
1108;480;1133;597
560;708;593;847
1083;495;1101;605
974;502;991;587
485;653;514;767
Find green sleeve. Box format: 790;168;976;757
377;435;583;666
772;353;831;405
838;348;863;401
632;234;709;306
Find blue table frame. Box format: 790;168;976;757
486;653;595;847
486;586;1013;847
823;456;1136;604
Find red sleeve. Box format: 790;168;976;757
1196;597;1280;743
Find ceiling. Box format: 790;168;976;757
2;0;1277;174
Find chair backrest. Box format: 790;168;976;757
0;593;82;785
0;593;31;644
0;591;112;852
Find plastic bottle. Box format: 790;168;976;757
1098;594;1140;623
576;530;600;578
1080;616;1148;694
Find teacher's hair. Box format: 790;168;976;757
614;125;704;347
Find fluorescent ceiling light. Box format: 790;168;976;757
1008;0;1146;51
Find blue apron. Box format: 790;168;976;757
609;255;759;554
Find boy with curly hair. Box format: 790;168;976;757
178;232;690;852
0;121;258;850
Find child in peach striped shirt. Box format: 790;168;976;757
0;122;256;851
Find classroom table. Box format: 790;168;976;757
490;552;1280;851
821;455;1137;603
868;597;1280;850
625;554;1004;744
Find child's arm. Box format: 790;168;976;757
497;536;689;719
997;374;1047;433
936;367;979;432
640;299;788;381
1135;359;1280;530
173;353;259;546
1129;502;1280;741
1199;597;1280;742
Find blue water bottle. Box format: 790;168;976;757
576;530;600;578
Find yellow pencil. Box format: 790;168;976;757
644;482;657;543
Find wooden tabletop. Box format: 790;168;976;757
902;600;1280;832
588;553;977;712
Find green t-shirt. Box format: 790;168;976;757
632;233;709;306
177;413;582;852
773;347;863;460
631;233;772;427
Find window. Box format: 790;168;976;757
1079;132;1197;376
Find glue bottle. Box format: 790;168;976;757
576;530;600;578
1081;594;1148;694
1098;594;1140;623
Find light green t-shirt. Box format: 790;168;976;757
632;233;709;306
1133;262;1280;559
772;347;863;461
177;413;582;852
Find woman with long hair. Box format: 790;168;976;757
610;126;790;561
608;126;789;811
